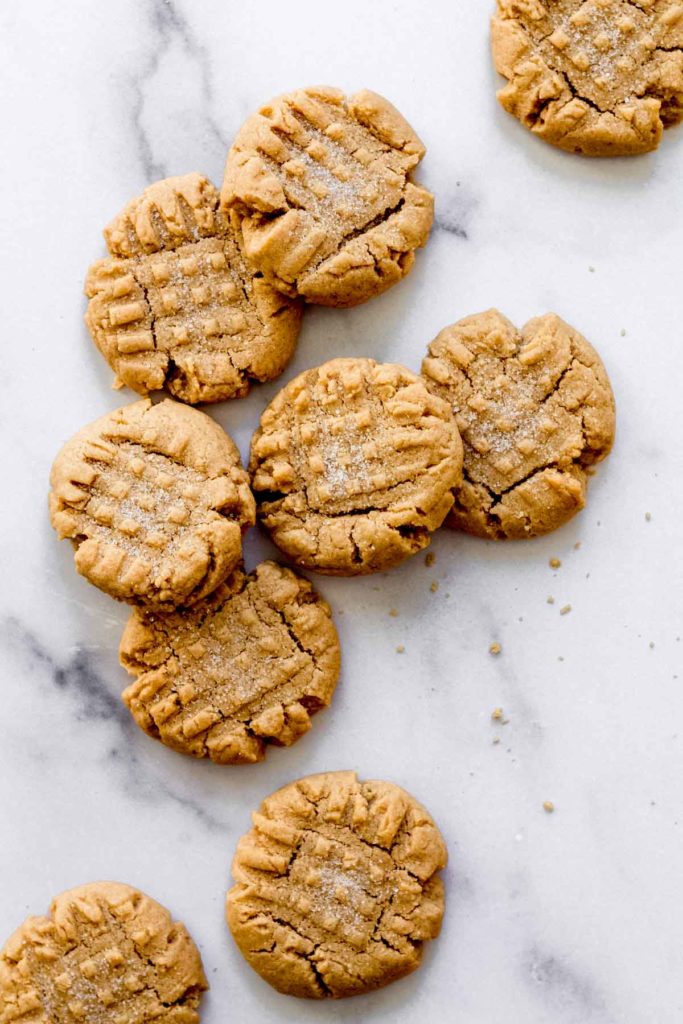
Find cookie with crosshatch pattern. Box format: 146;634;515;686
0;882;207;1024
421;309;615;539
120;560;340;764
49;399;255;608
249;357;463;575
85;173;302;403
221;86;434;306
492;0;683;155
226;771;447;998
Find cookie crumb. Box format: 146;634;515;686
574;541;581;550
491;707;504;721
547;596;555;605
389;608;398;617
396;645;405;654
543;801;555;813
645;512;652;522
425;552;436;567
492;737;501;745
430;581;439;593
649;641;655;649
559;604;572;615
549;557;561;569
620;328;627;337
588;266;595;273
489;642;502;655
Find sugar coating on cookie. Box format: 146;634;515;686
492;0;683;156
422;310;615;539
0;882;207;1024
227;770;447;999
49;399;255;608
85;174;302;403
249;358;463;575
221;86;434;306
120;560;340;764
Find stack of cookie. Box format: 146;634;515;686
2;52;628;1010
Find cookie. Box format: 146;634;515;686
249;358;463;575
120;561;341;765
226;770;447;999
49;399;255;608
421;310;616;539
85;173;302;403
0;882;207;1024
492;0;683;156
221;86;434;306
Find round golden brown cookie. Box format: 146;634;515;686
421;310;616;539
85;173;302;403
120;560;341;765
221;86;434;306
49;399;255;608
249;358;463;575
226;770;447;999
0;881;207;1024
491;0;683;156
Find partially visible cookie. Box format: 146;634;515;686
49;399;255;607
0;881;207;1024
249;358;463;575
492;0;683;156
120;560;341;765
221;86;434;306
421;310;615;539
227;771;447;999
85;173;302;403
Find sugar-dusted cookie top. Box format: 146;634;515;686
49;399;255;608
227;770;447;998
221;86;434;306
85;173;302;403
249;357;463;575
120;560;340;765
422;310;616;539
492;0;683;155
0;882;207;1024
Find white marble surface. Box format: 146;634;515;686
1;2;683;1021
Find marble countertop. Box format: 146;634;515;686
2;2;682;1021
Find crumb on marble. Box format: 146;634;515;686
588;265;595;273
645;512;652;522
492;737;500;745
547;596;555;605
649;641;655;649
389;608;398;617
543;801;555;813
425;552;435;567
490;642;502;655
560;604;572;616
396;644;405;654
574;541;581;550
549;557;561;569
430;580;439;593
620;328;627;337
491;707;504;722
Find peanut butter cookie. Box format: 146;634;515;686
0;882;207;1024
120;561;340;765
421;310;615;539
492;0;683;156
221;86;434;306
49;399;255;608
227;771;447;999
85;173;302;403
249;358;463;575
